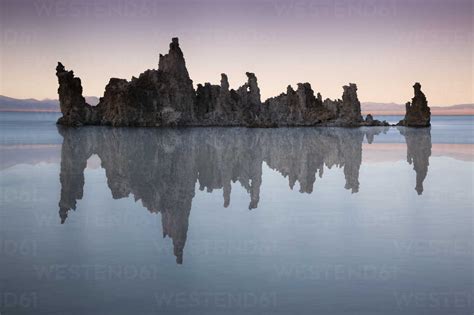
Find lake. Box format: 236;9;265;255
0;112;473;314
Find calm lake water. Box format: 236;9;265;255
0;112;473;315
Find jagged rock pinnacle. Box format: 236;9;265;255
55;38;427;128
397;82;431;127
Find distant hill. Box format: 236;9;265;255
0;95;472;115
0;95;60;112
0;95;99;112
362;102;474;116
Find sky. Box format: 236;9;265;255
0;0;472;106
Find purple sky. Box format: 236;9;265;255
0;0;472;105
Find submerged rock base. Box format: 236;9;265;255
56;38;429;128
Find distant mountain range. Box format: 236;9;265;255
361;102;474;116
0;95;99;112
0;95;472;115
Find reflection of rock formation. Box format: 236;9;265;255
57;126;432;263
262;128;368;194
59;131;94;223
399;127;432;195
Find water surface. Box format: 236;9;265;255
1;113;473;314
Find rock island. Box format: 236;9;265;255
56;38;430;128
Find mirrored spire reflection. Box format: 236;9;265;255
57;126;431;263
399;127;432;195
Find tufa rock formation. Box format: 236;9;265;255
397;82;431;127
56;62;98;126
56;38;402;128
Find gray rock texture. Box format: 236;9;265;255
56;38;429;128
57;126;431;263
397;82;431;127
56;62;98;126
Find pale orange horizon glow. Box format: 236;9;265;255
1;0;472;106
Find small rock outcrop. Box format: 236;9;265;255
397;82;431;127
56;38;427;128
